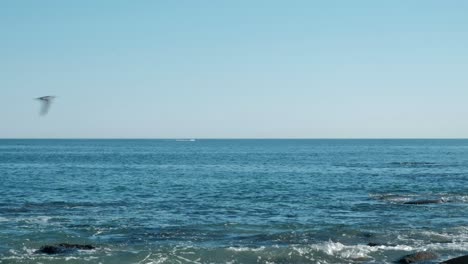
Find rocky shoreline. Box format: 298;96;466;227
33;243;468;264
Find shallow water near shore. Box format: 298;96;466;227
1;139;468;263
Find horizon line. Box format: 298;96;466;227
1;137;468;140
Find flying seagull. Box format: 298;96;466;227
36;96;55;115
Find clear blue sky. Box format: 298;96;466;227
1;1;467;138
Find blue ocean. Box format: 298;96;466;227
1;139;467;263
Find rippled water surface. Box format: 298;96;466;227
1;139;468;263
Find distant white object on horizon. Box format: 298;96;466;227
36;96;55;115
175;139;196;142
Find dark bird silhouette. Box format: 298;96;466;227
36;96;55;115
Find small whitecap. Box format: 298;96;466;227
227;246;265;252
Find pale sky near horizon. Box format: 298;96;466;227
1;1;467;138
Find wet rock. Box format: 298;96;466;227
36;243;95;254
398;251;438;263
403;199;444;205
440;255;468;264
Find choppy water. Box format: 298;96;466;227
1;139;468;263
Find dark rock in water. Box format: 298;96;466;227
403;199;444;205
440;255;468;264
398;251;438;263
36;243;95;255
37;245;61;254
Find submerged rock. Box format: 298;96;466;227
398;251;438;263
36;243;95;254
367;242;397;247
440;255;468;264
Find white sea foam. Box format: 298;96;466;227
23;245;37;255
21;215;52;225
92;229;104;236
425;241;468;252
174;255;202;264
227;246;266;252
137;253;152;264
308;241;381;258
370;192;468;204
445;194;468;203
288;240;417;264
369;193;415;203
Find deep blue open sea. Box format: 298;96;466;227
1;139;468;263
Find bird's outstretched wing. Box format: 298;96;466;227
36;96;55;115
